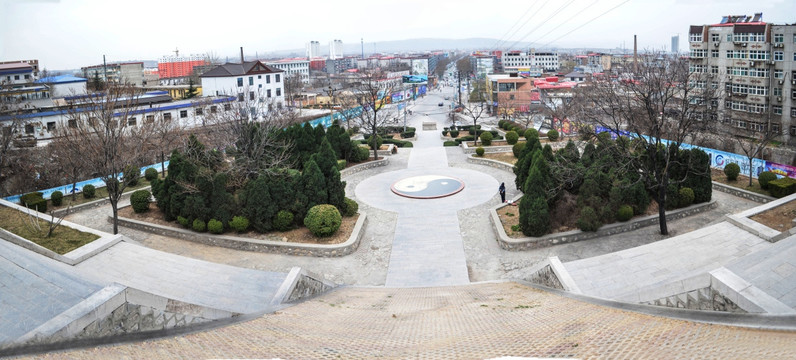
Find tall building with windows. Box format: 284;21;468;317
671;35;680;54
306;41;320;59
689;13;796;146
329;40;343;60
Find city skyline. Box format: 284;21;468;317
1;0;794;70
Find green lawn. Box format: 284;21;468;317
0;206;100;254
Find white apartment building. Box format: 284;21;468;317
307;41;320;58
266;59;310;84
330;40;343;60
501;51;559;73
200;61;286;115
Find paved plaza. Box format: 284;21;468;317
2;85;796;358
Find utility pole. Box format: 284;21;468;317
103;55;107;85
457;71;462;107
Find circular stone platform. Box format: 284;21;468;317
390;175;465;199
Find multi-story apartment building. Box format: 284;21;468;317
329;40;343;60
158;54;207;79
689;13;796;146
306;41;320;58
501;50;560;75
266;58;310;84
471;55;496;79
200;60;285;113
81;62;144;86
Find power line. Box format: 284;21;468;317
502;0;578;51
539;0;632;49
491;0;546;51
527;0;600;48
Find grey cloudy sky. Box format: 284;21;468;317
1;0;794;70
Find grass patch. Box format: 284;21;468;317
0;206;100;254
481;152;518;165
710;168;769;196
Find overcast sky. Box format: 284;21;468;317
1;0;794;70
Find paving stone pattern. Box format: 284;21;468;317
25;282;796;359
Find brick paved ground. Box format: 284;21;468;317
22;282;796;359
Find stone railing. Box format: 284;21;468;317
270;267;336;306
711;182;775;204
725;192;796;243
50;186;150;217
113;209;368;257
466;156;514;172
340;158;389;177
491;198;718;251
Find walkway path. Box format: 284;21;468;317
26;282;796;359
356;100;498;287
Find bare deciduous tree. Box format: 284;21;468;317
0;80;33;196
350;72;397;160
575;52;716;235
55;84;157;234
709;110;782;187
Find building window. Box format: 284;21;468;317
46;122;56;131
774;87;782;96
266;89;271;98
180;110;187;118
276;88;281;97
145;115;154;123
249;76;253;86
14;75;19;80
710;65;718;74
266;75;270;84
772;124;780;133
128;118;136;126
163;112;172;121
237;77;243;87
210;106;217;113
773;105;782;115
773;51;783;61
276;74;281;82
24;74;30;79
195;107;203;116
224;104;231;111
792;108;796;118
774;33;784;43
258;84;262;88
237;93;244;102
689;33;703;42
711;33;720;42
775;70;783;79
67;119;77;128
711;49;718;58
258;75;261;79
25;124;34;134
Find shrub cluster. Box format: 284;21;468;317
505;131;519;145
547;129;559;142
21;192;47;213
479;132;493;146
758;171;777;190
443;141;458;147
274;210;294;231
768;177;796;198
192;218;206;232
342;197;359;217
208;219;224;234
475;147;485;156
616;205;633;222
229;216;250;232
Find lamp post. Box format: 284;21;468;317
326;85;336;127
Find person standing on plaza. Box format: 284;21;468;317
499;182;506;203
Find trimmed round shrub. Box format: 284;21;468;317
576;206;602;232
130;190;151;213
144;167;158;181
303;204;342;237
368;135;383;150
468;126;477;135
479;131;493;146
505;130;519;145
229;216;250;233
443;141;458;147
475;147;485;156
51;191;63;206
449;129;460;138
678;187;695;207
82;184;96;199
724;163;740;181
498;120;506;129
617;205;633;222
342;197;359;217
273;210;294;231
758;171;777;190
21;192;47;213
524;128;538;140
441;130;449;136
355;146;370;161
207;219;224;234
192;218;206;232
124;166;140;187
547;129;559;141
177;216;190;228
512;142;526;158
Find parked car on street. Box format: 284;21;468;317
438;102;444;106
